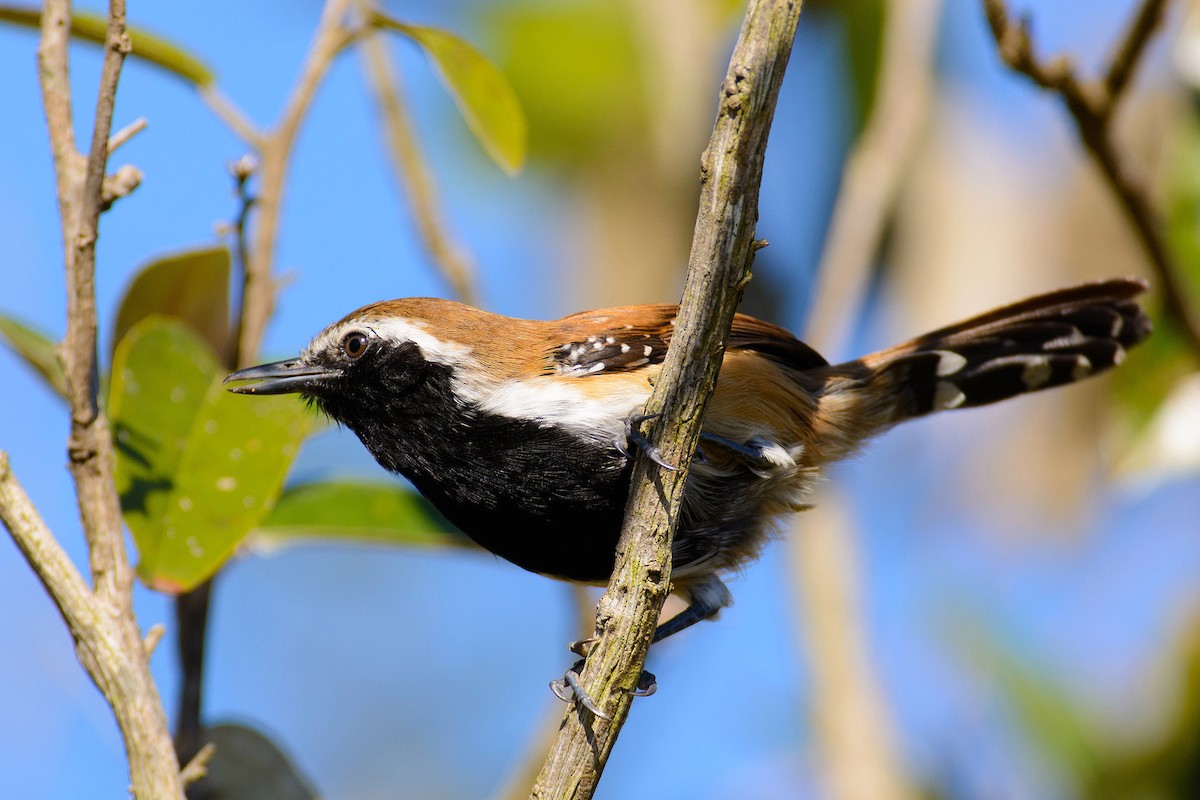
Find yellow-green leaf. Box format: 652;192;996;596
0;6;214;87
252;480;471;550
0;314;66;399
110;319;315;592
372;13;527;175
112;246;232;365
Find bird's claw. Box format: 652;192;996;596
616;411;677;471
550;659;611;720
549;656;658;718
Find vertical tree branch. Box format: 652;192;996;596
21;0;186;795
531;1;803;796
68;0;130;601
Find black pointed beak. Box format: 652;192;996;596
223;359;336;395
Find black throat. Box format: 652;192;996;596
311;352;631;582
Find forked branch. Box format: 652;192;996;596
982;0;1200;356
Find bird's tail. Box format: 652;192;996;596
809;278;1151;459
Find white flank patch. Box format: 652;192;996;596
933;350;968;377
475;378;650;443
747;438;798;468
933;380;966;410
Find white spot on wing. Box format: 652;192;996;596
1072;355;1093;381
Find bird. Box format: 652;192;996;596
225;277;1149;707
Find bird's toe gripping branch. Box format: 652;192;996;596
550;658;657;721
615;411;678;471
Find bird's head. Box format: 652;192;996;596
223;298;489;419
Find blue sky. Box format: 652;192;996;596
2;2;1197;798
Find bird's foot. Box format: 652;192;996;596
614;411;676;471
549;644;658;719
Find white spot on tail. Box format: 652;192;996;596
1021;356;1052;390
1045;329;1086;349
934;381;966;410
933;350;967;377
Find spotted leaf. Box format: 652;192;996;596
110;318;316;592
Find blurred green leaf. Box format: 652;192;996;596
485;1;645;166
110;319;314;592
945;611;1102;779
0;6;215;86
0;314;66;399
1112;114;1200;440
200;723;318;800
253;480;470;549
372;13;527;175
1165;114;1200;304
112;246;232;366
806;0;886;130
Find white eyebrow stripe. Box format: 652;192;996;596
365;318;474;364
309;316;649;442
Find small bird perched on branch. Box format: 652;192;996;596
226;278;1149;703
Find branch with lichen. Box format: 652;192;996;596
982;0;1200;357
530;1;804;797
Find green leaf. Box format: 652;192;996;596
0;6;215;87
372;13;527;175
112;246;232;366
253;480;471;550
110;319;315;592
201;723;318;800
0;314;66;399
484;1;645;166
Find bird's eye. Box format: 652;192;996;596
342;331;369;360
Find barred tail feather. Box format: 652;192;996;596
828;278;1151;428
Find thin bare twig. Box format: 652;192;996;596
0;452;98;641
198;84;266;148
531;1;804;796
238;0;358;367
108;116;147;152
357;21;477;304
173;0;361;770
982;0;1200;357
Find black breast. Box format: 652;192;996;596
314;356;632;582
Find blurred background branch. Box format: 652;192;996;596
793;1;943;798
983;0;1200;357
